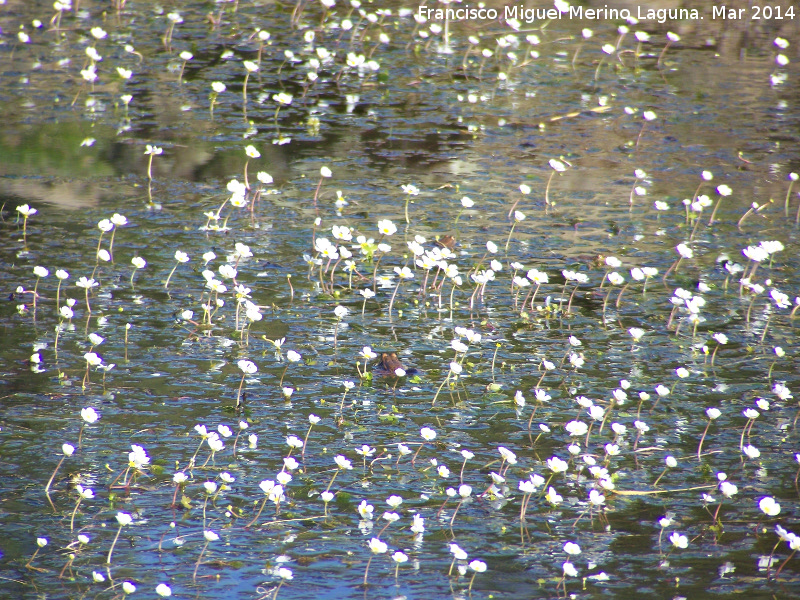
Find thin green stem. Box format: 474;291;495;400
504;222;517;252
106;525;123;564
70;498;82;532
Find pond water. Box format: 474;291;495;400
1;1;799;598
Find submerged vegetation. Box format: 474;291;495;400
1;1;799;598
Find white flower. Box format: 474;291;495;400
286;435;303;449
564;542;581;555
469;559;487;573
669;532;688;548
355;445;375;458
547;456;568;473
377;219;397;236
358;500;374;520
386;495;403;508
527;269;548;285
394;266;414;280
759;497;780;516
204;530;219;542
80;407;100;424
676;243;693;259
76;485;94;499
545;486;562;505
116;512;133;526
238;359;257;374
334;455;353;470
742;445;760;459
563;561;578;577
588;406;605;421
368;538;388;554
743;245;769;263
719;481;738;498
17;204;38;217
410;513;425;533
382;511;400;523
519;480;535;494
420;427;437;441
565;421;588;436
84;352;102;366
449;543;468;560
589;489;605;505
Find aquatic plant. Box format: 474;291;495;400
3;4;800;599
144;145;162;182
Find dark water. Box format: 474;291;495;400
1;1;800;598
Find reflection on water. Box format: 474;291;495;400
0;1;799;599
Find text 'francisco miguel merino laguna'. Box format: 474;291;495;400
416;5;702;25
